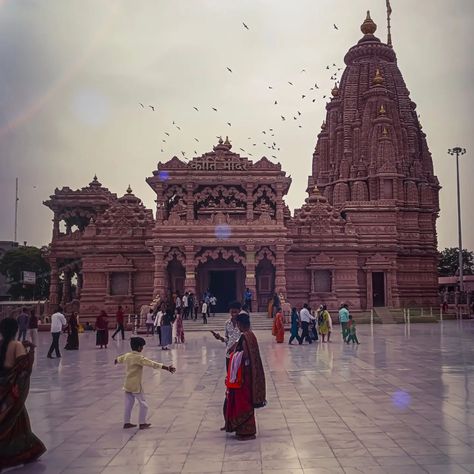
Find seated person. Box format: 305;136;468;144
84;321;94;331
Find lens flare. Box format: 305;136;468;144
158;171;170;181
215;224;231;240
392;390;411;409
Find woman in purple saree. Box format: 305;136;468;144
0;317;46;469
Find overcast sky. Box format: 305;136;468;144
0;0;473;251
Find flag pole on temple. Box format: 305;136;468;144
386;0;393;47
14;177;19;242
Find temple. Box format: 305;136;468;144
44;12;440;318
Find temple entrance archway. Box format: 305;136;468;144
196;250;245;312
372;272;386;307
256;255;275;312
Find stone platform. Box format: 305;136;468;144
7;320;474;474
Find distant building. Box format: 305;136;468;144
0;241;19;300
43;11;440;317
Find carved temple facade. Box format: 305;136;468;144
44;12;440;317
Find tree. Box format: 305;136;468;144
0;246;50;299
438;247;474;277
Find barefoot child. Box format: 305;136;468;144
115;337;176;429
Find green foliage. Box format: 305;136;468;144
438;247;474;277
0;246;50;299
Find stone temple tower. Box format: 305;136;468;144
308;12;440;307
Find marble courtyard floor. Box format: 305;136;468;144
8;320;474;474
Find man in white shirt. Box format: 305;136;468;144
47;306;67;359
299;303;315;344
182;292;189;319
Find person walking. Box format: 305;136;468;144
17;308;29;342
182;292;189;320
288;307;302;345
160;305;174;350
346;315;360;344
154;304;164;345
299;303;315;344
201;300;208;324
64;312;79;350
115;337;176;430
318;305;330;343
47;307;67;358
95;310;109;349
145;309;154;336
244;288;253;313
0;318;46;469
175;311;185;343
28;310;39;347
188;293;195;320
209;295;217;316
272;307;285;343
339;303;350;341
112;305;125;340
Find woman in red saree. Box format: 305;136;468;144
273;308;285;343
225;313;266;440
95;310;109;349
0;318;46;469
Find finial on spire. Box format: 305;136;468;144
321;120;326;130
93;174;98;181
126;185;132;194
361;10;377;35
331;83;339;97
379;104;386;115
386;0;393;47
373;68;384;85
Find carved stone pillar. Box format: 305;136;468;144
246;183;254;221
184;245;196;295
153;247;166;299
245;245;257;311
128;272;133;296
49;259;60;307
186;183;194;222
62;269;71;304
76;272;83;299
366;270;373;309
275;187;284;224
53;213;60;238
275;244;287;293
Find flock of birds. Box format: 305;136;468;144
139;21;343;163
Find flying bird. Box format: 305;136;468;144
301;69;306;73
161;148;164;152
139;103;144;108
315;83;319;88
288;81;294;85
312;98;316;102
226;67;233;73
240;148;245;152
193;107;199;111
212;107;218;111
268;86;273;89
242;22;249;30
194;138;199;142
148;105;155;111
176;126;181;130
326;65;330;70
227;122;232;126
194;150;197;154
165;132;170;136
281;115;286;121
302;94;306;99
333;24;338;30
181;151;186;156
262;131;266;134
274;100;278;105
293;116;297;120
297;111;301;115
162;139;166;143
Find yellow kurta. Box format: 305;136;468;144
116;351;163;393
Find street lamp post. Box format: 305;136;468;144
448;147;466;293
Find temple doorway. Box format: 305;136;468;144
196;254;245;313
209;270;237;312
256;257;275;312
372;272;386;307
167;258;185;299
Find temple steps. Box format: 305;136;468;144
180;312;273;332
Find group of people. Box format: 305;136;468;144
273;302;359;345
113;299;266;441
171;290;218;322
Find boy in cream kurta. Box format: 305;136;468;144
115;337;176;429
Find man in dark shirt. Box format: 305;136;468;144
112;305;125;340
17;308;29;341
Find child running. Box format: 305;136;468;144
346;315;360;345
115;337;176;429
